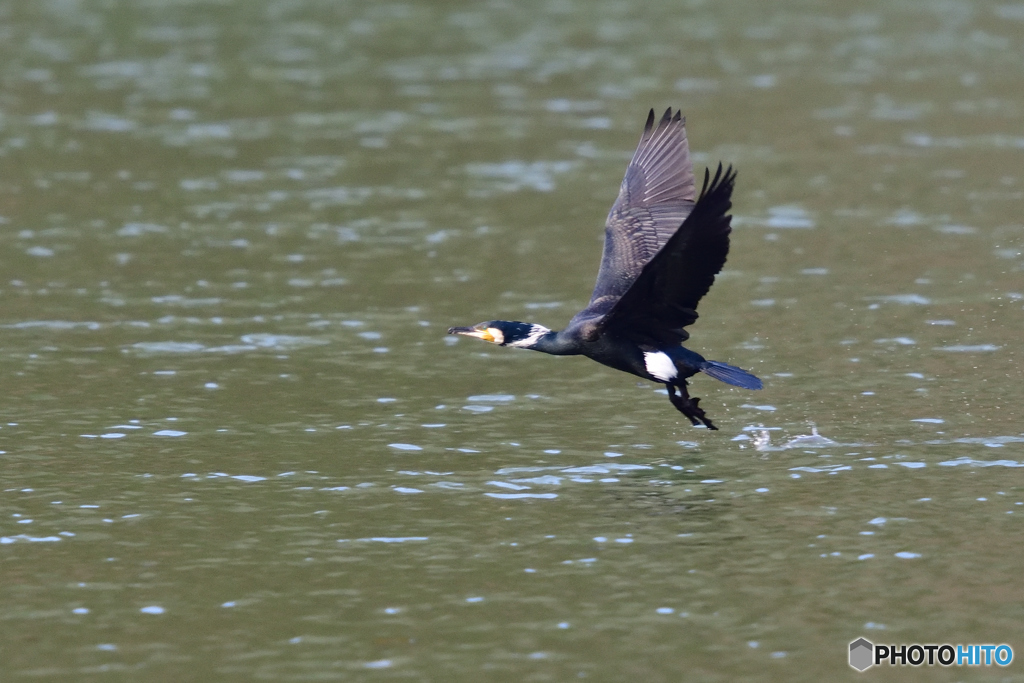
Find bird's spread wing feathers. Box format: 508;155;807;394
582;109;696;314
593;164;737;345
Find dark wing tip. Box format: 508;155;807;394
644;109;655;132
661;107;672;124
698;163;736;199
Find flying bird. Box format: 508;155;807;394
448;108;762;429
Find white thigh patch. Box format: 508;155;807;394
643;351;678;382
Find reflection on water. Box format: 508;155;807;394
1;0;1024;679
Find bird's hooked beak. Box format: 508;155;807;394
447;324;502;344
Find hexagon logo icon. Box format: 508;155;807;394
849;638;874;671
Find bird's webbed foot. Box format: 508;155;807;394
666;381;718;431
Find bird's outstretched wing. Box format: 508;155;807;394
574;108;697;325
596;164;736;346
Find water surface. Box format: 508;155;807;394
1;0;1023;680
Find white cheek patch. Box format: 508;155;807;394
643;351;678;382
486;327;504;345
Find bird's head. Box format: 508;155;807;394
447;321;551;348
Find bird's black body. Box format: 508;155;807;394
448;108;762;429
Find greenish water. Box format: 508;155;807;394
1;1;1023;680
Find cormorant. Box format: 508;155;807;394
448;108;762;429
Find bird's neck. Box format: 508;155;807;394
527;330;580;355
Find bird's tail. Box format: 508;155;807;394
700;360;763;390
